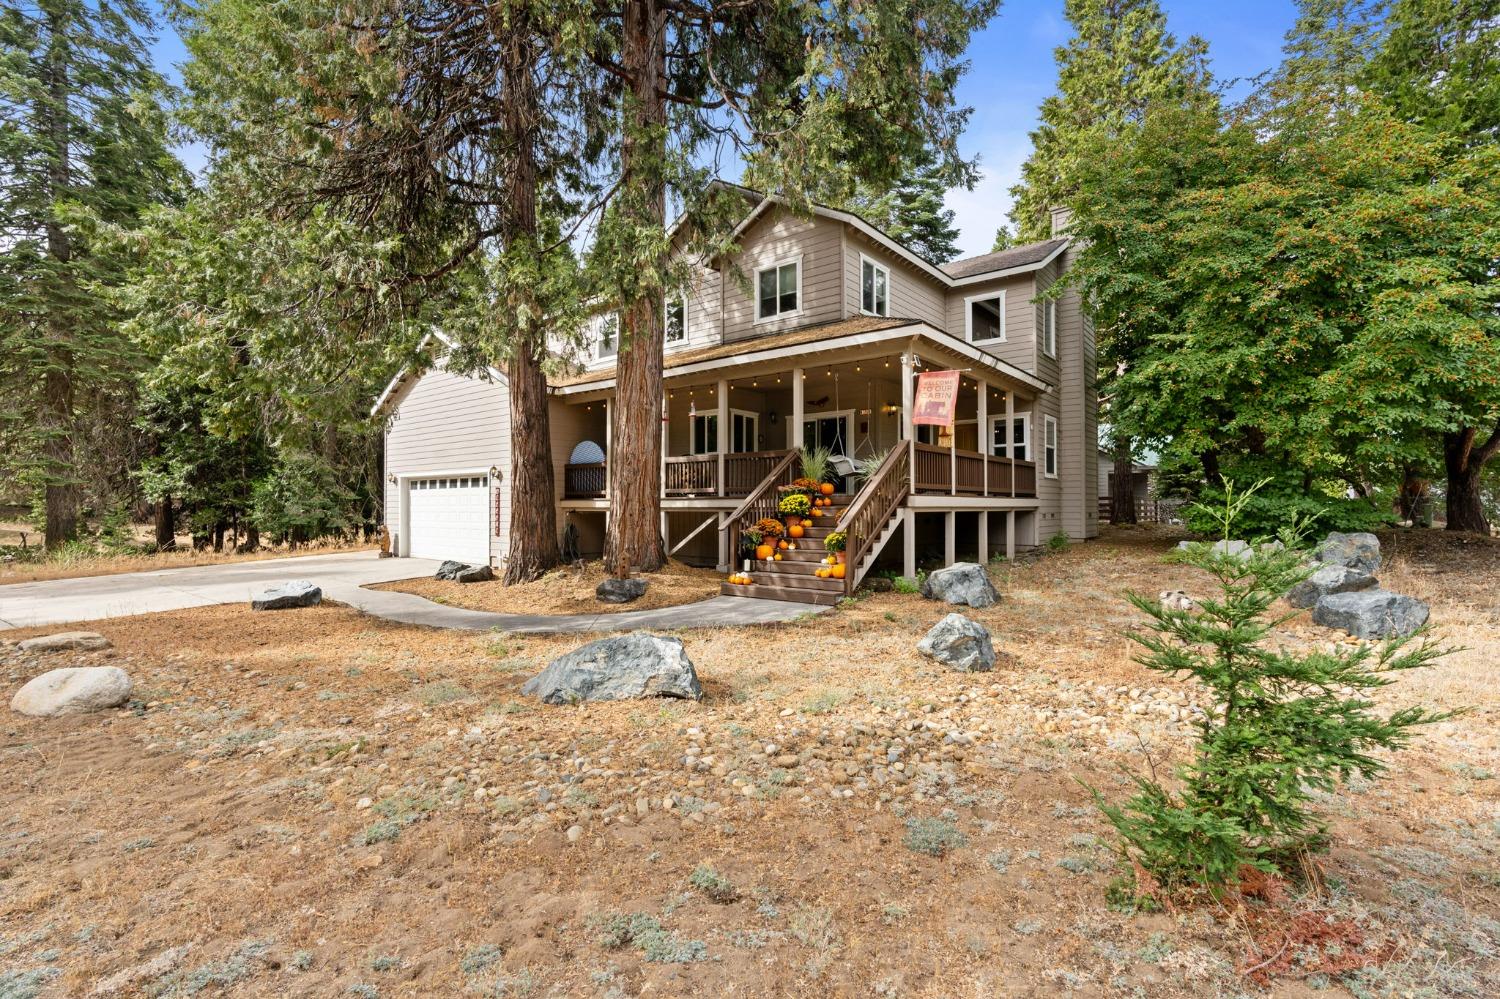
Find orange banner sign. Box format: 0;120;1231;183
912;370;961;426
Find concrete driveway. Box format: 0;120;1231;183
0;552;440;631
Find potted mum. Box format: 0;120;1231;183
779;492;811;540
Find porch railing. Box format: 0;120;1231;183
723;450;802;569
664;455;718;496
725;450;792;497
912;443;1037;497
836;444;910;594
563;462;607;499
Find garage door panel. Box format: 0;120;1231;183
408;475;491;565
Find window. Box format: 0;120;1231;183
989;413;1030;461
755;258;800;320
594;312;619;360
1043;415;1058;478
730;411;758;453
966;291;1006;343
1042;299;1057;357
691;414;718;455
665;295;686;343
860;256;889;317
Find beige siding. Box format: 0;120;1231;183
670;259;722;356
943;274;1038;373
383;357;510;565
842;232;946;328
723;209;844;342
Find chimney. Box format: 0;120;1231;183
1049;206;1073;237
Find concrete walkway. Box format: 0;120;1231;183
0;551;825;633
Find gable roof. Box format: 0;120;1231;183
369;330;505;418
942;238;1070;280
548;314;1051;395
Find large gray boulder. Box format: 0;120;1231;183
596;577;648;604
455;564;494;584
435;560;469;581
17;631;111;653
522;633;702;704
916;613;996;672
1312;589;1428;639
1314;531;1381;575
1287;564;1377;609
251;580;322;611
11;666;132;717
920;562;999;609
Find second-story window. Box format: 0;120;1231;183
665;295;686;343
1042;299;1057;357
860;256;889;316
595;312;618;360
966;291;1006;343
755;258;800;321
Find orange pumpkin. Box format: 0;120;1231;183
755;544;774;560
778;540;789;550
788;524;805;539
820;482;835;496
830;563;847;580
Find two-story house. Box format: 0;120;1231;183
373;184;1097;606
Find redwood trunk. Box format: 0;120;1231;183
154;493;176;550
40;5;77;550
1109;434;1137;525
1443;427;1494;535
603;0;668;576
498;20;560;584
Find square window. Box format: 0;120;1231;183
755;260;800;320
968;292;1005;342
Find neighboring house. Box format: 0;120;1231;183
374;184;1098;605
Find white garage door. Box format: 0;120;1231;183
408;475;491;565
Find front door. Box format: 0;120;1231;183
802;412;852;491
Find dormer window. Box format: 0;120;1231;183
860;256;889;317
665;295;686;343
595;312;619;360
755;258;800;321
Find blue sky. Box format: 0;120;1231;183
146;0;1299;259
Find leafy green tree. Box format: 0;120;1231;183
1009;0;1212;243
1366;0;1500;533
590;0;1000;575
0;0;186;547
1097;482;1448;895
838;147;964;263
989;224;1014;252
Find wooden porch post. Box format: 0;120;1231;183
944;511;955;565
902;507;916;579
977;379;988;497
978;511;989;562
791;367;805;451
1005;389;1016;497
900;350;915;491
717;377;729;497
1006;510;1016;560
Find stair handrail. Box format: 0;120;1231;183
722;449;801;569
835;445;910;594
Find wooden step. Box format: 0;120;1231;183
719;582;842;606
743;569;845;592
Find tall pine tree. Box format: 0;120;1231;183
0;0;184;547
839;147;964;263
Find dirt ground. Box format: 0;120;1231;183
1;527;1496;998
376;560;722;616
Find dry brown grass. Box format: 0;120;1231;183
0;539;377;585
0;525;1495;998
375;558;722;615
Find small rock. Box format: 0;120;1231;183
455;564;494;584
1312;589;1428;639
522;633;703;703
596;577;648;604
16;631;111;653
250;580;321;611
920;563;999;608
435;560;469;581
11;666;132;717
916;613;997;672
566;824;583;842
1158;590;1194;612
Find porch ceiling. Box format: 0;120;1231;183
548;315;1051;399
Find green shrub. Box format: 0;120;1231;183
1091;479;1450;897
1045;531;1069;552
903;817;967;856
688;864;739;903
1181;479;1393;538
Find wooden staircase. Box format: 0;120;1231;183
720;445;911;607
